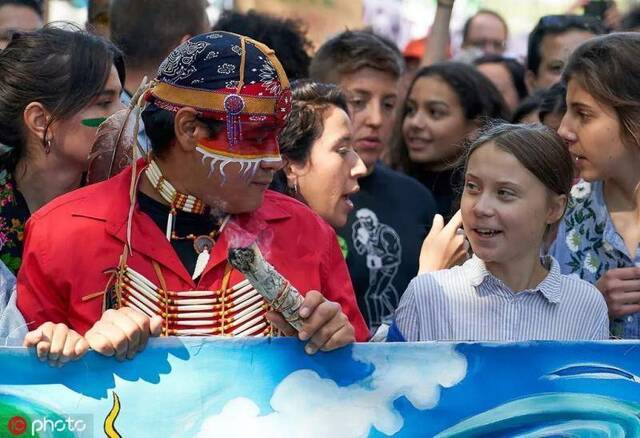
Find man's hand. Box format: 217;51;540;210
84;307;163;361
23;322;89;367
596;267;640;318
418;211;468;274
266;290;355;354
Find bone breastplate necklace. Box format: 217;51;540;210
145;159;229;279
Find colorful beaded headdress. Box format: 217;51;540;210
144;31;292;177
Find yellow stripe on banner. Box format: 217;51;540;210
104;392;122;438
151;82;277;114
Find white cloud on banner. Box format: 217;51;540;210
197;344;468;437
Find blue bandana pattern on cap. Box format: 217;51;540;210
144;31;292;178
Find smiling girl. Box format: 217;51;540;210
553;33;640;338
390;123;608;341
390;62;508;219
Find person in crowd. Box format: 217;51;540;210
274;80;468;331
419;1;506;66
109;0;209;151
620;5;640;32
110;0;208;103
272;81;366;231
554;33;640;339
310;30;438;333
460;9;509;56
0;0;42;49
512;90;545;124
212;10;312;81
539;82;567;132
390;62;509;219
85;0;111;40
17;32;368;367
0;26;125;274
525;14;604;93
539;82;576;187
390;123;609;341
474;54;528;115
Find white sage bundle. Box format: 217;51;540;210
228;244;304;331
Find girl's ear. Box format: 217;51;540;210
23;102;50;142
546;193;568;224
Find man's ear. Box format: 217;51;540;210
174;107;205;153
23;102;50;143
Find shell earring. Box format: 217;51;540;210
44;138;52;154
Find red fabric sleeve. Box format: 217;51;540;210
320;229;369;342
16;217;70;330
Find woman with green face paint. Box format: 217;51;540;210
0;26;125;274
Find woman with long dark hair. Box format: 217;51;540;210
0;26;125;358
390;62;508;219
0;26;125;274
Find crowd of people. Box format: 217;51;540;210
1;0;640;367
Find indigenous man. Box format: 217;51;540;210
17;32;368;366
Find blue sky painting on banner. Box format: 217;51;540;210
0;338;639;437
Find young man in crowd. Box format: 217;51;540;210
525;14;604;92
110;0;210;100
109;0;210;149
0;0;42;49
310;30;437;333
18;32;368;366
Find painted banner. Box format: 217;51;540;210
1;338;640;437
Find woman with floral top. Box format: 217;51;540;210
554;33;640;338
0;26;124;274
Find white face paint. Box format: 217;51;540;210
197;147;266;186
190;148;283;214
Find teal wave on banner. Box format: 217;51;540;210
436;393;640;437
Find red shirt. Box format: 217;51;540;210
17;163;368;341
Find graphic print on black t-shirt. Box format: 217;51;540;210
351;208;402;328
338;162;438;332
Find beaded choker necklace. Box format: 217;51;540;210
146;160;206;241
145;159;229;279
